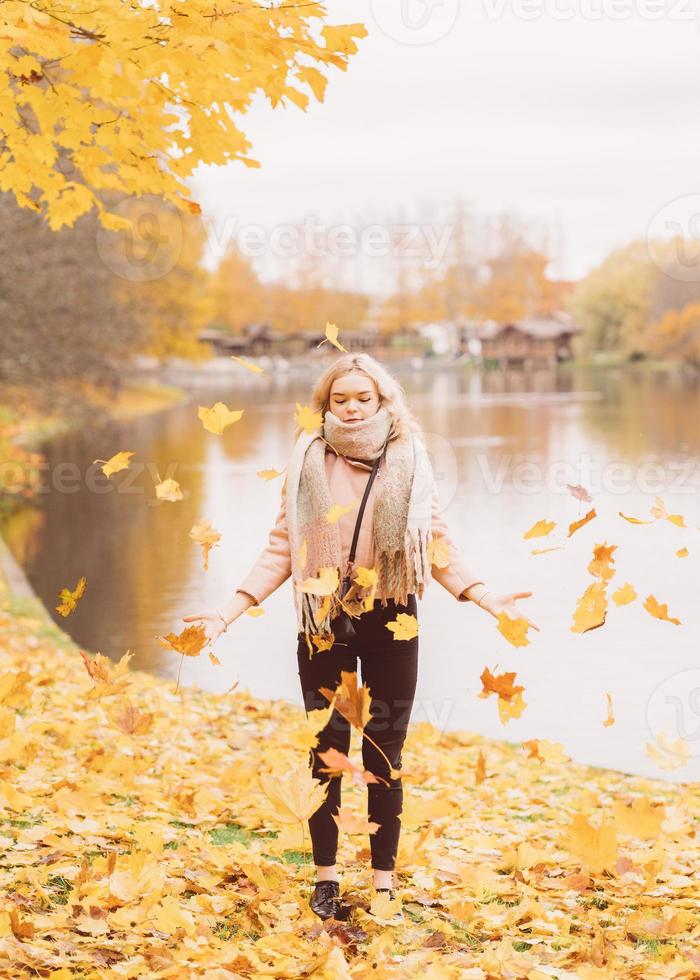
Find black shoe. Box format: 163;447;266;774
310;879;342;920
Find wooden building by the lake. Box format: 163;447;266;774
461;315;581;366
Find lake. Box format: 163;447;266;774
3;362;699;784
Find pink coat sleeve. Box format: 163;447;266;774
428;484;485;601
234;477;293;606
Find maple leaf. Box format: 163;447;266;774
612;797;665;838
197;402;244;435
427;537;450;568
564;813;618;875
294;402;323;434
317;747;383;786
106;699;154;736
603;692;615;727
612;582;636;606
159;624;209;657
523;518;555;539
566;482;593;503
317;320;348;352
332;807;380;835
257;467;284;481
257;768;329;824
496;611;531;648
55;576;87;617
385;612;419;641
92;450;134;477
300;566;339;596
319;670;372;730
568;507;597;537
643;594;681;625
571;581;607;633
230;355;264;373
479;666;524;702
189;520;222;571
154;476;183;502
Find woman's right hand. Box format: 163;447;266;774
181;609;229;647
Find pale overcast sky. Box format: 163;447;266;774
190;0;700;295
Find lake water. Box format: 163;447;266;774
4;363;699;783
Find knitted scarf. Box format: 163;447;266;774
285;404;435;640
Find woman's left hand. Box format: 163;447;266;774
478;591;540;632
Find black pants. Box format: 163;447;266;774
296;594;419;872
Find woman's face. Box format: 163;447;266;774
328;372;380;424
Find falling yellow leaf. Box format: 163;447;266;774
55;576;87;617
318;320;348;352
197;402;244;435
676;546;688;558
603;692;615;727
230;355;264;373
643;595;681;626
332;807;380;835
651;496;686;527
257;768;329;825
189;520;222;571
257;467;284;481
619;511;653;525
154;476;183;502
92;450;134;477
427;537;450;568
385;612;419;641
523;518;555;539
326;499;358;524
496;611;531;648
568;507;597;537
294;401;323;434
587;542;616;581
571;581;607;634
318;670;372;730
300;566;339;597
612;583;636;606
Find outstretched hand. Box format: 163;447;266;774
479;591;540;632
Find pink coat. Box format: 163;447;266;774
235;445;485;608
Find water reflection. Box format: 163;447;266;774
3;365;699;783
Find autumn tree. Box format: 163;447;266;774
0;2;367;231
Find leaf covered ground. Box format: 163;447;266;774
0;575;699;979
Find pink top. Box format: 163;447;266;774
235;445;485;607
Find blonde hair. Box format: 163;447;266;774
291;353;423;445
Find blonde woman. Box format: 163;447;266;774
183;353;539;921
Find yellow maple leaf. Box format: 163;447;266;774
300;566;339;596
498;689;527;724
92;450;134;477
564;813;618;875
257;467;284;481
326;499;358;523
189;520;222;571
603;692;615;727
257;768;329;825
385;612;419;641
318;670;372;730
571;581;607;633
612;582;636;606
197;402;244;435
159;624;208;657
643;594;681;625
523;518;555;539
427;536;450;568
318;320;348;352
294;401;323;434
496;611;531;648
230;355;264;373
568;507;597;537
332;807;380;835
154;476;183;502
676;546;688;557
55;576;87;617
